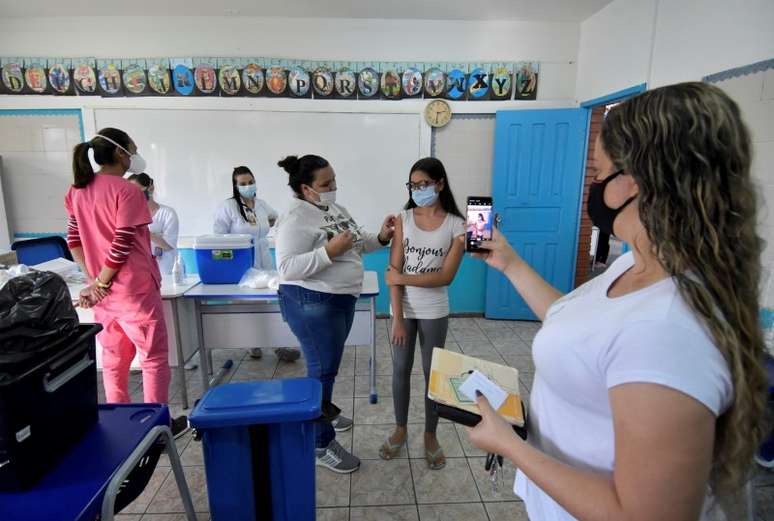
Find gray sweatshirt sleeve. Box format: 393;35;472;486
276;217;333;280
361;231;386;254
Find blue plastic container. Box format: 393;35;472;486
194;234;253;284
189;378;321;521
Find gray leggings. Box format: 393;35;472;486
392;317;449;433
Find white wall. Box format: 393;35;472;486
0;16;578;105
650;0;774;88
576;0;774;101
575;0;657;102
0;15;580;242
0;16;578;62
714;70;774;307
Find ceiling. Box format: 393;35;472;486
0;0;612;22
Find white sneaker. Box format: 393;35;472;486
315;439;360;474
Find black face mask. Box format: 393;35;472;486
587;169;636;236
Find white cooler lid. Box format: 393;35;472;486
194;234;254;250
177;236;196;249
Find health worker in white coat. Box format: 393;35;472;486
128;173;179;275
214;166;277;270
213;166;299;362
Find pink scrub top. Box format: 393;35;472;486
65;174;160;296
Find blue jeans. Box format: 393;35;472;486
278;284;356;448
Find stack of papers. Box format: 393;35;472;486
32;258;85;283
428;348;524;426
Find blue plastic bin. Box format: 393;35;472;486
194;234;253;284
11;236;72;266
189;378;321;521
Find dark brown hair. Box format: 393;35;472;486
71;127;131;188
601;82;768;498
231;166;255;223
277;155;330;196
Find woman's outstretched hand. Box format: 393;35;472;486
470;227;521;274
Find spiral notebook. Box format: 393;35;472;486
428;348;525;427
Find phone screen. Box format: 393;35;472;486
466;196;494;252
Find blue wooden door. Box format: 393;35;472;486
485;109;588;320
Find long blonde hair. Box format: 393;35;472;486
601;82;768;497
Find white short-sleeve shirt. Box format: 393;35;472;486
148;204;179;275
399;209;465;320
515;252;733;520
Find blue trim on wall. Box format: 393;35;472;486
0;108;85;141
361;249;487;315
703;58;774;84
580;83;647;108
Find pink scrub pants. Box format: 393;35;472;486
94;290;171;404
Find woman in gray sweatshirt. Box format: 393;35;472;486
275;154;395;474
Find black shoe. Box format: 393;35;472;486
248;348;263;359
275;348;301;362
171;415;190;439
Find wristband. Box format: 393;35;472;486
96;277;112;289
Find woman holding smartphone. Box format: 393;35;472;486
467;83;767;520
381;157;466;470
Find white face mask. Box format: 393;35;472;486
309;187;337;205
94;134;147;174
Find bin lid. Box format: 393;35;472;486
194;234;253;250
188;378;322;429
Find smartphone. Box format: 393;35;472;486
466;196;494;252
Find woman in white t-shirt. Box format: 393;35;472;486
380;157;466;470
128;173;179;275
465;82;768;520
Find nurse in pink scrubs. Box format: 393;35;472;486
65;127;187;435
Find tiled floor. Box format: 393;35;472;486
107;317;774;521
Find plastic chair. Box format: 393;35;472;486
0;404;196;521
11;236;73;266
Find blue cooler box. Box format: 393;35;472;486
177;236;198;275
194;234;254;284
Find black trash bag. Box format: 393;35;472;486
0;271;78;363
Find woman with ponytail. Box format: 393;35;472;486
66;127;187;436
465;83;768;520
274;154;396;474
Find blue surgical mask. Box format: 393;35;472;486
411;186;439;207
238;184;256;199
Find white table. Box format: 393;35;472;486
69;276;201;409
183;271;381;403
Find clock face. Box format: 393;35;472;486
425;100;452;128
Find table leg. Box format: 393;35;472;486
171;298;189;410
369;296;377;404
195;299;210;392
